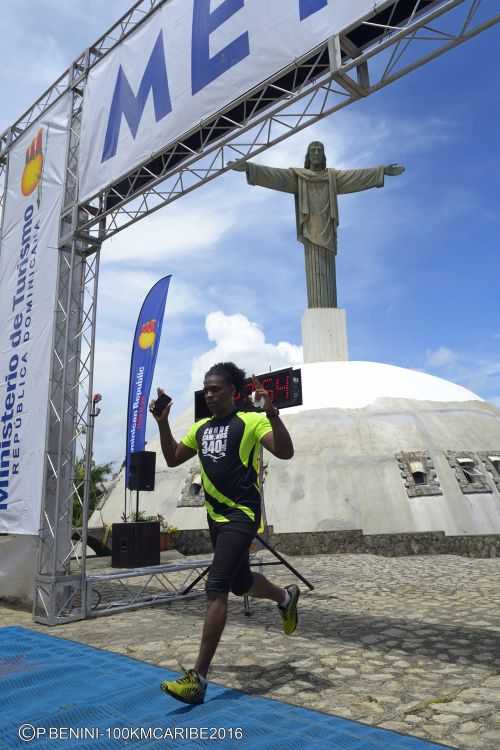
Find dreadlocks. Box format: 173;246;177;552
204;362;253;409
205;362;245;392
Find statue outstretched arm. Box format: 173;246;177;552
229;161;297;194
335;166;386;194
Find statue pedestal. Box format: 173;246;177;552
301;308;348;363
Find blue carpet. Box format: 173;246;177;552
0;626;453;750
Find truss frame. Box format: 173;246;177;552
85;559;212;617
32;67;105;624
0;0;167;160
0;0;497;624
74;0;499;244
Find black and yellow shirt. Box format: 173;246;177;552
181;410;272;525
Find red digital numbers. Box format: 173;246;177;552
235;371;291;405
260;375;274;401
273;373;290;401
195;368;301;419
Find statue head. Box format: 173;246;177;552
304;141;326;171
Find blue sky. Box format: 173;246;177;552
1;2;499;466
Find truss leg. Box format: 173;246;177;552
33;68;102;625
181;566;210;595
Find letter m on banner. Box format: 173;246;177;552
102;30;172;163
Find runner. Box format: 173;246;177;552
150;362;299;704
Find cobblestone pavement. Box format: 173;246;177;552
1;553;499;750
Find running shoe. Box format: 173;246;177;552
278;584;300;635
160;668;207;705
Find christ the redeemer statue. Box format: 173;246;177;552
231;142;404;308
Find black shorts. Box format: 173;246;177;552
206;514;260;596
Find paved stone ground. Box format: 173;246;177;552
1;553;499;750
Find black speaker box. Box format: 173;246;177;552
127;450;156;491
111;521;160;568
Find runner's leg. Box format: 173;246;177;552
194;523;254;677
246;572;287;603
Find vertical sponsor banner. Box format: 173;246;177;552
125;275;172;488
0;95;71;534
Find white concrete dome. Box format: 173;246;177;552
288;361;482;411
94;361;500;538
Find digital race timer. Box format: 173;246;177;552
194;367;302;420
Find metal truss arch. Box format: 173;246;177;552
0;0;169;159
75;0;500;243
0;0;498;624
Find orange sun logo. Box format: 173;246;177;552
138;320;157;350
21;129;44;197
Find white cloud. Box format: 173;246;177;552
89;106;459;464
0;1;133;132
102;199;235;265
234;110;456;175
189;311;303;391
93;338;131;391
93;106;451;327
422;347;500;406
233;121;333;169
222;107;450;314
2;2;497;473
426;346;459;368
89;337;131;466
90;312;302;463
97;268;198;330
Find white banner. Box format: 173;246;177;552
0;95;71;535
79;0;389;201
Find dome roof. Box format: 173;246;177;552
288;361;481;412
91;360;498;539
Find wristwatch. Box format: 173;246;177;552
266;407;280;419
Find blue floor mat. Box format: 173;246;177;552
0;626;453;750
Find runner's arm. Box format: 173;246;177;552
251;375;294;460
158;421;196;467
261;413;294;460
149;389;197;467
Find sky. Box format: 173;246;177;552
0;1;499;468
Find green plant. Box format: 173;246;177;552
131;510;148;522
125;511;157;523
157;514;179;535
121;511;179;535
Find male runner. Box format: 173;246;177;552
149;362;299;705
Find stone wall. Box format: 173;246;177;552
442;533;500;558
176;529;213;555
91;526;500;558
175;528;500;558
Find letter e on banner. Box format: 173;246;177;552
80;0;380;201
192;0;250;95
300;0;328;21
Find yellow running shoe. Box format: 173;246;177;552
160;668;207;705
278;584;300;635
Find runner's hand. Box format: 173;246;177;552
149;387;173;423
252;375;273;412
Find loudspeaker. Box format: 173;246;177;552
127;450;156;491
111;522;160;568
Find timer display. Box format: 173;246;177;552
195;367;302;420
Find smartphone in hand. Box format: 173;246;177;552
153;393;172;417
